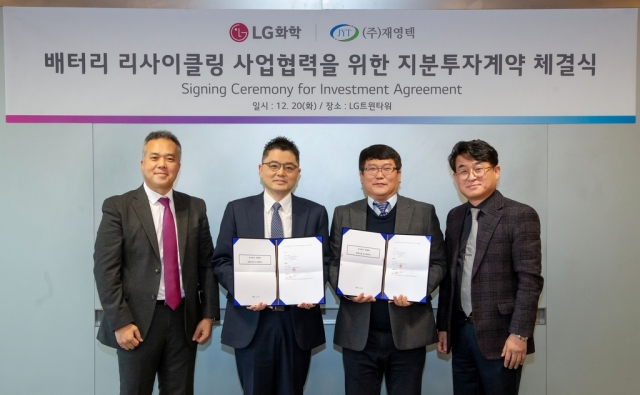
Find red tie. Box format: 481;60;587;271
159;197;181;310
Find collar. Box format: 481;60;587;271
367;194;398;215
264;191;292;214
467;189;496;215
143;182;174;204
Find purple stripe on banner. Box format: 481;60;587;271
6;115;637;124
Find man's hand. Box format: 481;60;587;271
350;293;376;303
247;302;270;311
297;303;316;310
192;318;214;345
437;331;449;354
115;323;143;350
390;294;413;307
501;334;527;369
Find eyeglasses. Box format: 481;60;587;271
361;165;398;176
262;161;299;173
455;166;494;181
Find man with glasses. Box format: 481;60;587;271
437;140;543;395
329;144;447;395
212;136;329;395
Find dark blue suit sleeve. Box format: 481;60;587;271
318;206;331;287
212;201;237;297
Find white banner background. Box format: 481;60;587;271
3;7;637;123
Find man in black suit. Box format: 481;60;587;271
437;140;543;395
212;136;329;395
329;144;447;395
94;131;219;395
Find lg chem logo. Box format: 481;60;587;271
330;24;359;42
229;23;249;42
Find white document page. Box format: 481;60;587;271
277;237;324;305
383;235;431;303
233;238;277;306
337;229;386;297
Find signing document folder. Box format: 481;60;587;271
233;236;325;306
337;229;432;303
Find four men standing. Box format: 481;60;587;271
94;133;542;394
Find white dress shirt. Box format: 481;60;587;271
263;191;293;238
367;193;398;215
143;183;185;300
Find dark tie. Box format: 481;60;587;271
461;208;480;316
373;201;390;217
271;202;284;238
159;197;181;310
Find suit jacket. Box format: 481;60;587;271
94;185;219;348
436;190;543;360
212;192;330;350
329;195;447;351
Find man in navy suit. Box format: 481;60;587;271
212;136;330;395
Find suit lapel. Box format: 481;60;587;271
246;193;265;238
291;195;309;237
173;191;189;265
131;185;161;262
449;205;467;279
348;200;368;231
394;195;413;234
472;191;504;277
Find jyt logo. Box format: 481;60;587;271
230;23;249;42
330;24;359;42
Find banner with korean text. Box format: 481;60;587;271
3;7;637;124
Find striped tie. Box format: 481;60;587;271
373;201;390;217
271;202;284;238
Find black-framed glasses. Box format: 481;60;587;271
361;165;398;176
455;166;493;181
262;161;299;173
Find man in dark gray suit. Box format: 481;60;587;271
212;136;329;395
329;144;447;395
437;140;543;395
94;131;219;395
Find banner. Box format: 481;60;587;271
4;7;637;124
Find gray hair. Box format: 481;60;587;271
142;130;182;160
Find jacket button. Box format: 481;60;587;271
151;294;156;300
155;268;161;274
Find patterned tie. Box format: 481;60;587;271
158;197;181;310
271;202;284;238
373;201;390;217
461;208;480;316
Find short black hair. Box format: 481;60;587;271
262;136;300;164
358;144;402;171
143;130;182;159
448;140;499;172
